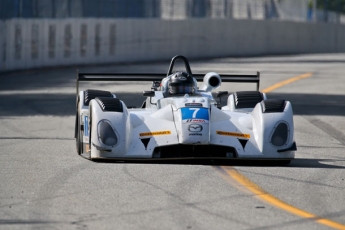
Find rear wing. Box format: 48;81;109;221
76;72;260;96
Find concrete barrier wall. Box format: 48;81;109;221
0;18;344;72
0;21;4;72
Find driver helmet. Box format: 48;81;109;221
168;71;195;95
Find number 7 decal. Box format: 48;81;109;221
190;108;200;118
181;107;209;122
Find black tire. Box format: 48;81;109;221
76;102;83;155
75;113;79;153
89;111;93;160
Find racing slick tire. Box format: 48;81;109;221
89;108;95;161
76;100;83;155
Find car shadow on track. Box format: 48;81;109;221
89;158;345;169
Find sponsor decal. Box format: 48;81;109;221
178;76;187;80
216;131;250;139
188;124;203;132
139;130;171;137
84;116;89;136
189;133;202;136
85;144;90;153
185;119;207;123
185;103;203;107
181;108;209;123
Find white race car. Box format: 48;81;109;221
75;55;296;164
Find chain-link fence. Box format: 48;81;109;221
0;0;344;23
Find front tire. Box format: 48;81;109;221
76;101;83;155
89;109;94;160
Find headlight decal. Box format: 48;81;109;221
270;122;289;147
97;120;118;146
84;116;89;136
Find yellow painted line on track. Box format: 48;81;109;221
217;72;345;229
261;72;313;93
221;167;345;229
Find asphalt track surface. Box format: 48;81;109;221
0;54;345;230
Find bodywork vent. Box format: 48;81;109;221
95;97;123;112
262;99;286;113
234;91;263;108
84;89;112;106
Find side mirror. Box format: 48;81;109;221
143;91;155;97
143;91;156;105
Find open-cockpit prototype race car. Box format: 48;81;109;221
75;55;296;164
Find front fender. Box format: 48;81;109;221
89;99;130;159
251;100;295;158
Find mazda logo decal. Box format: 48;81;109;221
188;124;203;132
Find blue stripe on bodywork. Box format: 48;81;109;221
84;116;89;136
